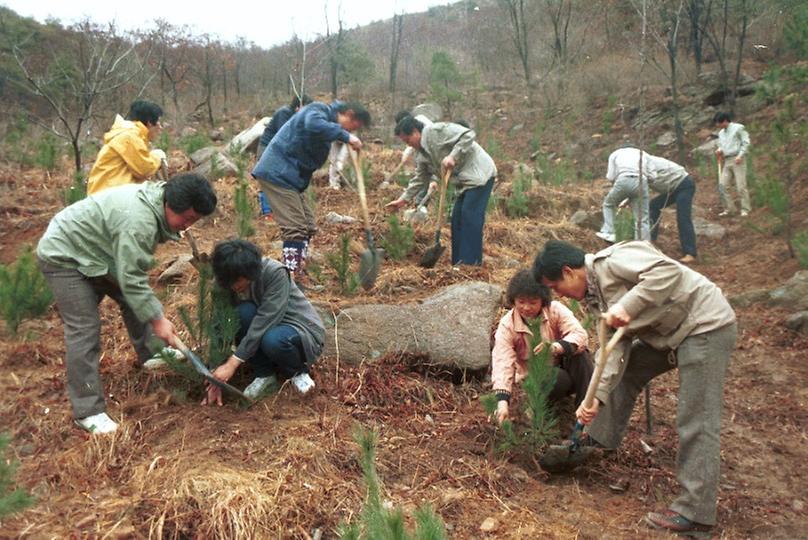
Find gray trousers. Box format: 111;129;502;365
257;179;317;242
38;259;153;419
588;323;737;525
600;174;651;240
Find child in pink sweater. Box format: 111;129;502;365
491;269;593;425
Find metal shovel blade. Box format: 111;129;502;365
358;231;380;291
180;345;253;402
419;242;445;268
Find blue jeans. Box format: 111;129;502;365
450;177;495;265
236;302;306;379
650;175;697;257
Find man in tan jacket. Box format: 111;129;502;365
533;239;736;536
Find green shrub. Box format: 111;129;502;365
177;263;240;370
156;130;172;152
381;214;414;260
326;234;360;295
602;95;617;134
0;247;53;335
505;172;531;218
63;171;86;206
794;230;808;269
0;433;34;518
481;320;558;453
179;133;209;155
783;1;808;59
614;207;636;242
234;179;256;238
33;133;60;171
486;190;500;215
338;426;448;540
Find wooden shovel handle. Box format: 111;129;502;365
434;168;452;233
349;147;371;230
581;319;627;410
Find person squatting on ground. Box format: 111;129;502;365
491;269;593;425
251;100;370;276
86;100;167;195
255;95;313;218
202;239;326;404
36;175;218;434
596;146;651;243
714;111;751;217
646;152;698;264
386;115;496;266
533;239;737;536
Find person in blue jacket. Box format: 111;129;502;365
252;100;370;276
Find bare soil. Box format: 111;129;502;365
1;87;807;539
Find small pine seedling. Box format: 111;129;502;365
0;247;53;335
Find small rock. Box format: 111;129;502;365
180;126;198;138
209;128;225;141
640;439;654;454
325;211;357;224
441;488;465;505
608;477;630;493
158;254;195;284
793;499;804;512
785;311;808;334
655;131;677;147
480;517;498;533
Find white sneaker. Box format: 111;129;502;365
75;412;118;434
718;210;733;217
740;210;749;217
595;231;616;243
143;347;185;370
243;375;279;400
290;373;316;394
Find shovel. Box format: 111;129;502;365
418;168;452;268
539;319;626;473
348;147;380;290
173;337;253;403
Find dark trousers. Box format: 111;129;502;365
650;175;697;257
236;302;307;379
38;260;153;419
450;177;495;265
548;351;594;409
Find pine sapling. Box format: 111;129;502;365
234;179;256;237
381;214;414;260
326;234;360;295
505;171;531;218
0;433;34;518
0;247;53;335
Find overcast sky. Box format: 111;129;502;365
2;0;449;48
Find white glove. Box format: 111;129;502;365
152;148;167;162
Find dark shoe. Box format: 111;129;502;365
645;510;712;538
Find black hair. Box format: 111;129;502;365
394;115;424;136
713;111;732;124
127;100;163;126
335;101;371;127
506;269;552;306
291;94;313;109
164;173;218;215
211;239;263;290
394;110;411;124
532;240;586;281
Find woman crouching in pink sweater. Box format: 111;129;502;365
491;269;593;425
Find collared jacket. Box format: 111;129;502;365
402;122;497;202
231;258;325;366
252;101;351;192
646;154;689;194
491;301;588;397
36;182;177;323
583;241;736;404
258;105;295;147
87;115;162;195
717;122;750;158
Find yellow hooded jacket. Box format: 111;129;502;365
86;115;162;195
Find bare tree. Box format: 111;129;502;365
389;13;404;98
546;0;572;67
497;0;532;87
684;0;711;74
324;6;346;99
149;20;194;119
12;20;152;172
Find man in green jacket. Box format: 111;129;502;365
37;174;217;434
533;239;736;536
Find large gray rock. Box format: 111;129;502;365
158;254;194;284
693;216;726;240
571;209;603;232
191;151;238;181
655;131;677;147
228;117;271;155
692;139;719;158
410;103;443;122
784;311;808;334
189;146;219;165
769;271;808;311
318;282;503;370
729;288;770;309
